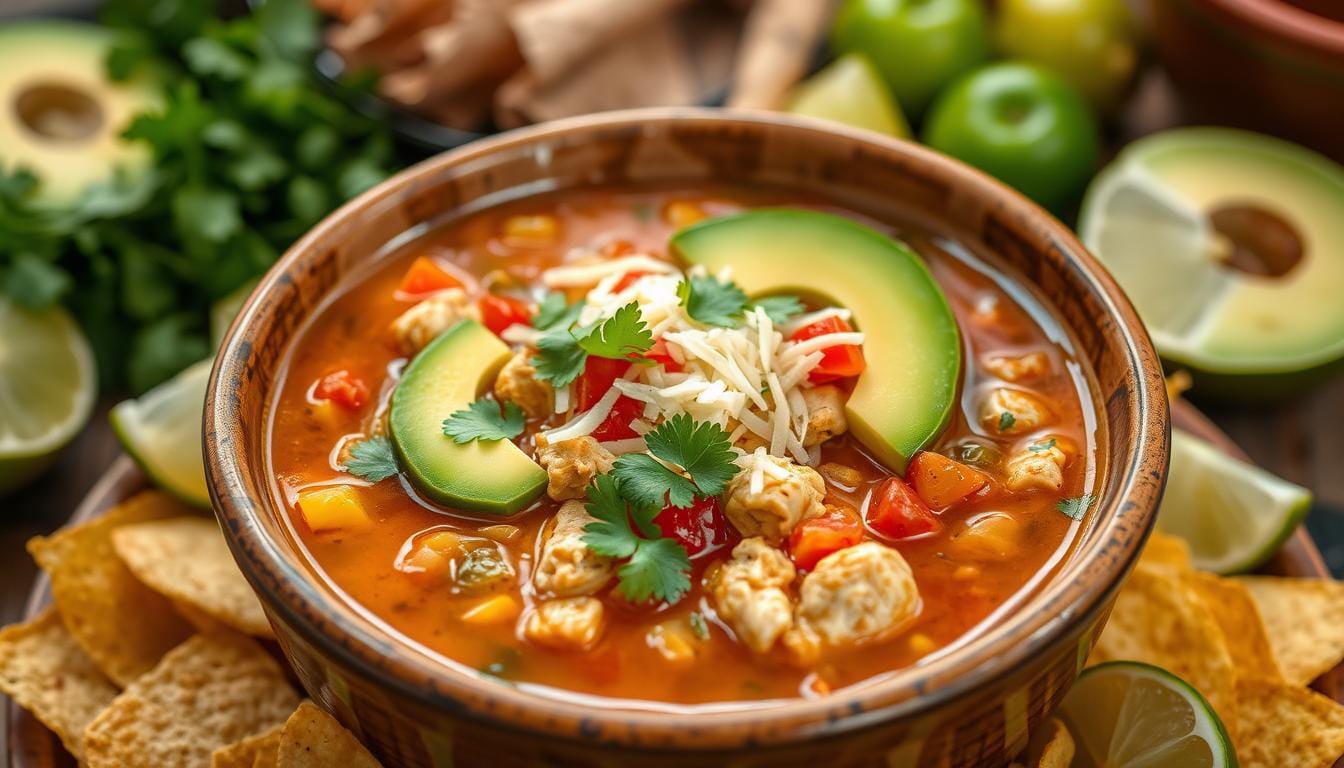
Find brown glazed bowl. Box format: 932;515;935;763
1150;0;1344;161
206;110;1168;768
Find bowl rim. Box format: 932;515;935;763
206;107;1168;750
1196;0;1344;55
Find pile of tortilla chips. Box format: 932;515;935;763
0;490;384;767
1084;529;1344;767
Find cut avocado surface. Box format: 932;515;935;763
1080;128;1344;396
673;209;961;472
0;20;160;208
390;320;547;515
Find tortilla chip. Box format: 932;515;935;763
1030;719;1074;768
1091;563;1239;741
27;490;194;685
82;633;299;768
212;722;282;768
1235;677;1344;768
111;516;273;639
1184;571;1282;682
276;701;381;767
0;609;118;759
1235;576;1344;687
1139;529;1191;571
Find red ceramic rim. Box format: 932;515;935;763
1200;0;1344;55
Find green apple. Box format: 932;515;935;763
994;0;1138;112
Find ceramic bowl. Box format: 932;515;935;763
1150;0;1344;161
205;109;1168;768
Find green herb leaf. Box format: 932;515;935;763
183;36;251;80
3;254;72;309
678;275;748;327
581;473;692;604
1029;438;1057;453
613;453;700;509
644;413;738;497
531;328;588;388
443;398;525;443
1056;494;1094;521
998;411;1017;431
532;291;584;331
581;474;644;559
617;537;692;604
346;436;399;482
689;611;709;639
751;295;805;324
577;302;653;360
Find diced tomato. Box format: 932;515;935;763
907;451;990;510
866;476;940;540
644;338;683;372
574;356;631;411
479;294;532;336
591;395;644;442
655;496;732;559
789;506;864;571
790;315;866;384
398;256;461;297
603;240;637;258
612;270;650;293
312;370;369;410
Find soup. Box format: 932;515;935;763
268;186;1101;706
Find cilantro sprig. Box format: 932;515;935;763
678;275;748;327
345;436;398;482
751;295;805;324
533;292;584;331
582;474;692;604
614;414;737;508
443;398;525;443
531;301;653;388
1056;494;1095;521
577;302;654;359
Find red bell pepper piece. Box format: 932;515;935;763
790;315;865;384
313;370;369;410
478;294;532;336
789;506;864;571
866;476;940;540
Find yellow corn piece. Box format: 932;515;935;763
460;594;520;625
664;201;706;228
421;530;464;555
503;215;559;243
297;486;372;532
647;621;697;664
478;525;521;544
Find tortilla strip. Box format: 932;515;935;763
1235;677;1344;768
379;0;523;109
1235;576;1344;686
727;0;840;110
276;701;381;767
508;0;689;86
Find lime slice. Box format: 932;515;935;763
211;278;257;349
1057;661;1236;767
1079;128;1344;393
0;299;97;494
1156;428;1310;574
110;358;213;507
787;54;911;139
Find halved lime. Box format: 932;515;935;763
1079;128;1344;397
0;299;97;494
1057;661;1236;767
1156;428;1310;574
110;357;212;507
787;54;911;139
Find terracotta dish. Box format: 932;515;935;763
205;110;1168;767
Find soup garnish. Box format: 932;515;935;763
270;189;1097;704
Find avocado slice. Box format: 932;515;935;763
673;209;961;472
390;320;547;515
0;21;160;208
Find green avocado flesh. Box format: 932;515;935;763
390;320;546;515
672;209;961;472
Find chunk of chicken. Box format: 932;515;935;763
390;288;478;355
724;455;826;543
980;387;1052;435
785;542;920;664
535;436;616;501
493;349;553;420
532;501;615;597
523;597;606;650
984;352;1051;382
709;538;797;654
1004;440;1069;492
801;385;849;447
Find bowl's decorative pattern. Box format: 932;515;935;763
206;110;1169;767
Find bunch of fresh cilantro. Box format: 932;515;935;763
0;0;399;392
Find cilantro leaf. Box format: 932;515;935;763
616;538;692;604
752;295;805;324
613;453;700;509
998;411;1017;431
533;292;584;330
443;398;525;443
1029;438;1057;453
678;275;748;327
1056;494;1095;521
531;327;588;388
577;302;653;360
346;436;398;482
643;414;738;497
581;474;642;558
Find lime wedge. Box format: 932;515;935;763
787;54;911;139
211;278;257;349
1156;428;1310;574
110;358;213;508
0;299;97;494
1057;661;1236;767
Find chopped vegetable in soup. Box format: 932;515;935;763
268;187;1101;705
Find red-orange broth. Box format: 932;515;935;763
267;186;1101;706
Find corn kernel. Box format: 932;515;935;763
908;632;938;655
664;201;706;228
478;525;522;544
397;545;449;580
422;530;464;555
503;215;559;243
647;622;697;664
460;594;521;625
297;485;372;532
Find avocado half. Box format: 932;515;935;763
390;320;547;515
0;21;160;208
673;209;961;472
